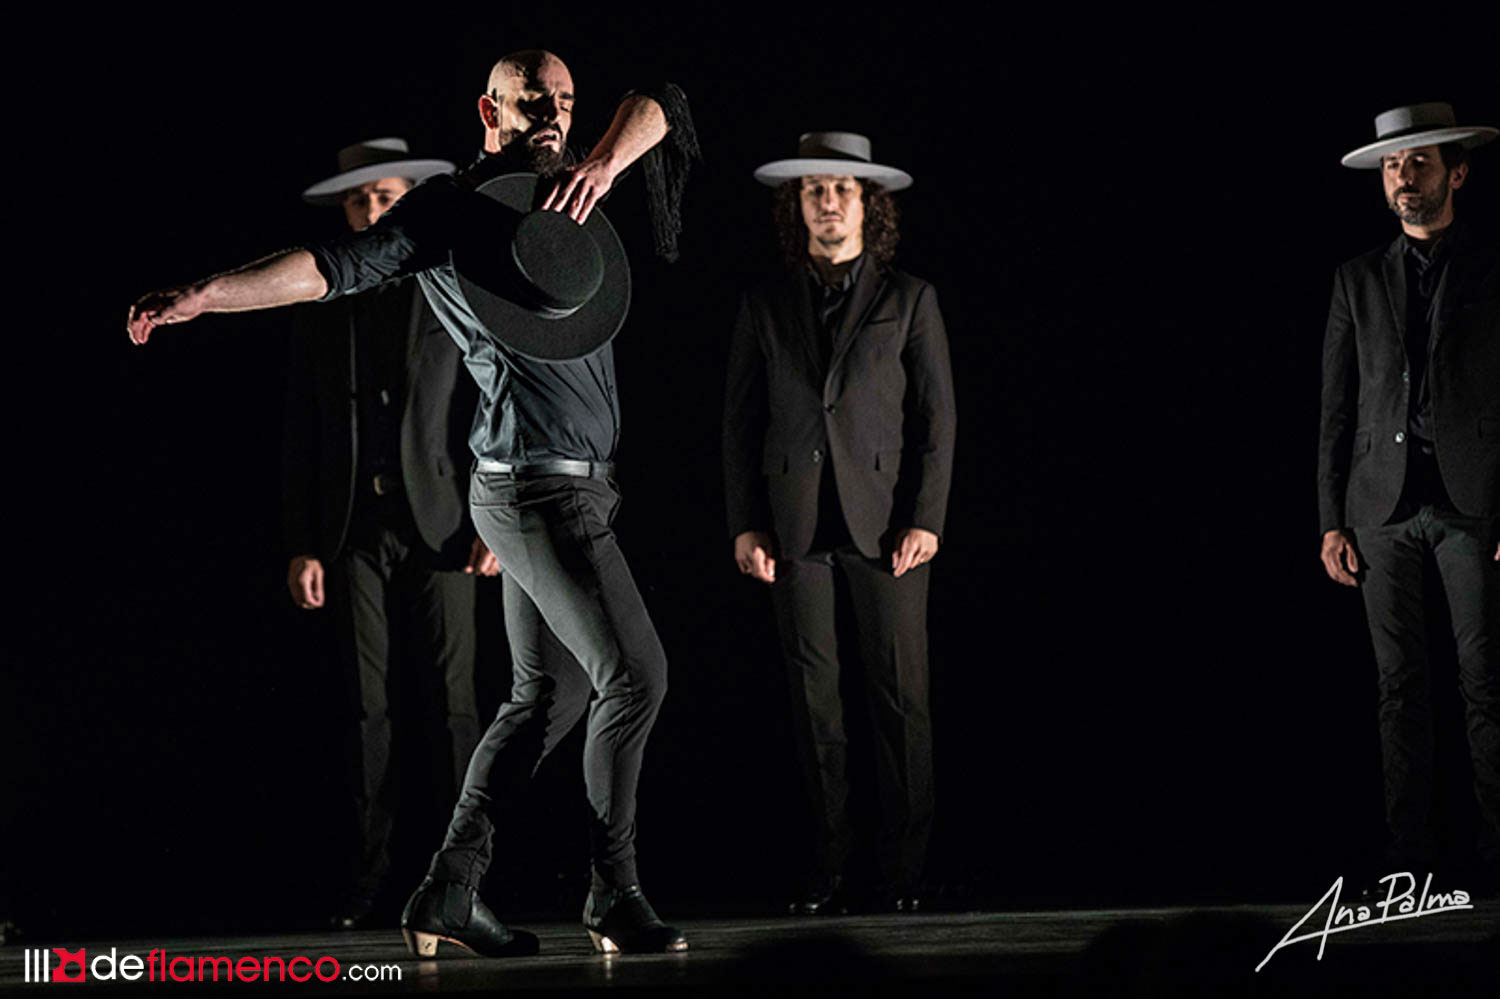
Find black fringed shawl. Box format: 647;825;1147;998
627;82;700;262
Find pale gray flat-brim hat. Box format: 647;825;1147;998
302;137;456;204
754;131;912;190
1341;102;1497;169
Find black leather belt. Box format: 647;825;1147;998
474;458;615;479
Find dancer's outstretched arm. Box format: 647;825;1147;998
127;249;328;344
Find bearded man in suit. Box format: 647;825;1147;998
724;132;956;914
285;138;498;928
1318;102;1500;890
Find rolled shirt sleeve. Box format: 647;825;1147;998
302;177;458;301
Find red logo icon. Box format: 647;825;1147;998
52;947;86;982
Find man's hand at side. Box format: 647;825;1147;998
734;531;776;584
891;528;939;579
288;555;325;609
467;537;500;576
1320;529;1360;586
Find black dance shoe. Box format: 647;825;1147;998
789;874;848;916
400;877;539;958
582;885;688;953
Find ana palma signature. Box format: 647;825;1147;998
1255;872;1472;972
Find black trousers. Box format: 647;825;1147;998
1352;504;1500;865
327;494;480;909
427;473;667;892
771;546;934;893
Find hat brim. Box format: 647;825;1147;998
302;159;457;203
753;158;913;191
1341;126;1498;168
452;173;630;363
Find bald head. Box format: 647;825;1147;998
486;50;564;95
479;50;575;156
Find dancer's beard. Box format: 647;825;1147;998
498;140;567;178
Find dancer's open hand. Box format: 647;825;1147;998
542;156;615;224
128;285;206;344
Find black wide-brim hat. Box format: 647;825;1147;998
451;173;630;362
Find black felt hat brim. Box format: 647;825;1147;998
451;173;630;362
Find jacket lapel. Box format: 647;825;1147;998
1381;236;1407;354
1429;224;1485;353
828;263;888;379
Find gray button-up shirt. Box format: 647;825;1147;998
304;150;620;463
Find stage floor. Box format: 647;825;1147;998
3;902;1496;994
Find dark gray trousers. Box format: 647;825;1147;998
327;498;479;909
427;473;667;891
771;546;934;893
1352;505;1500;865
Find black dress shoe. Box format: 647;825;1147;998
789;875;848;916
400;877;539;958
582;885;687;953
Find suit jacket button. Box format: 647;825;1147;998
811;449;823;463
1394;432;1406;444
824;404;835;413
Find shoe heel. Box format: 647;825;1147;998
586;929;618;953
403;929;441;957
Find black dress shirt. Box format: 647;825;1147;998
808;253;866;375
304;150;620;464
1401;226;1454;449
1396;227;1458;513
806;254;866;550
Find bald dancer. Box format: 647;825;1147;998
128;50;699;956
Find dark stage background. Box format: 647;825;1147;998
6;16;1498;937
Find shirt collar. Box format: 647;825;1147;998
807;252;865;294
1402;220;1459;269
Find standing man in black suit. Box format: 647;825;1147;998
1318;103;1500;888
724;133;956;913
285;138;499;928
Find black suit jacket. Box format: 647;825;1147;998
283;277;478;568
1318;224;1500;535
724;263;957;561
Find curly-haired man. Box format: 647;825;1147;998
724;132;956;914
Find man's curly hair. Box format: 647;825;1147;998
770;178;900;271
